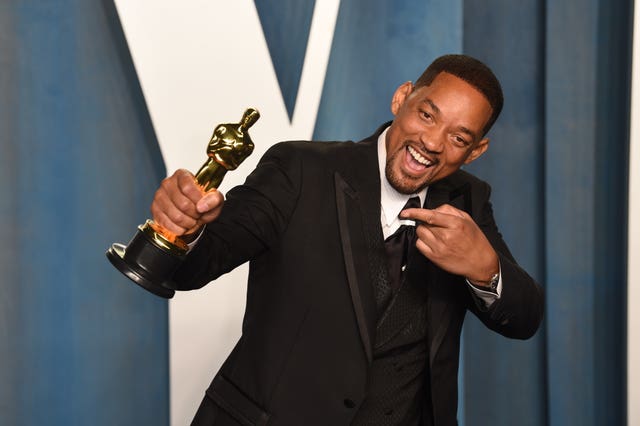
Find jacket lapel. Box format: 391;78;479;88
334;131;387;364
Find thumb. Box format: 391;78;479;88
196;190;223;213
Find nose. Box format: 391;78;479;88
419;128;445;153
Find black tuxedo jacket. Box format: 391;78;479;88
173;125;544;426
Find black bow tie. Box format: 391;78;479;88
384;197;421;290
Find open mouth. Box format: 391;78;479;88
405;145;434;171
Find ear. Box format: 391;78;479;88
390;82;414;115
464;137;489;164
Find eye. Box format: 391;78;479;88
452;135;470;147
420;110;434;122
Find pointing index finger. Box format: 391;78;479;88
400;208;454;227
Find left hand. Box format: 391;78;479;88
400;204;499;286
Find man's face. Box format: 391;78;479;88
385;72;493;194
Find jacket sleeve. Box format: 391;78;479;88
170;142;302;290
467;181;544;339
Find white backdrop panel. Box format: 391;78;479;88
113;1;340;424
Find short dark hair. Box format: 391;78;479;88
415;54;504;136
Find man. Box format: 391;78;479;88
152;54;544;425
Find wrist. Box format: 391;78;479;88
466;250;500;287
468;272;500;291
467;256;500;289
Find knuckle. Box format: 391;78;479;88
168;210;186;224
179;181;192;194
175;168;189;178
160;177;173;190
176;198;193;213
440;232;451;244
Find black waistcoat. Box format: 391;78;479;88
351;244;432;426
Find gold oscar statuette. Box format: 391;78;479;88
106;108;260;298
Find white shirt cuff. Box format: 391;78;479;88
466;264;502;307
185;226;206;252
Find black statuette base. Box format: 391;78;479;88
106;229;185;299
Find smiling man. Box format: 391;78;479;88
152;54;544;426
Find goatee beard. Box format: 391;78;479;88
385;154;427;195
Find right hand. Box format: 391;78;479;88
150;169;224;237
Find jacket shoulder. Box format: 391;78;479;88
259;140;368;175
264;139;358;158
444;169;491;194
451;168;488;185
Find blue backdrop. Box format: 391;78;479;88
0;0;631;425
312;0;630;425
0;1;168;425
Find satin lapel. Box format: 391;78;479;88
425;175;471;365
334;134;385;364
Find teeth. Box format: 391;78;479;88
408;146;431;166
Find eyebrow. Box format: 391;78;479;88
423;98;479;141
424;99;441;116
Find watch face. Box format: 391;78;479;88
488;273;499;292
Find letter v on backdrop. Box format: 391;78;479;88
114;1;340;424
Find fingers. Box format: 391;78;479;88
399;207;430;224
150;169;224;236
433;203;467;218
415;237;436;259
400;203;469;227
196;191;223;214
409;205;498;279
197;191;224;223
176;169;204;204
151;183;198;235
414;222;451;262
400;208;451;228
